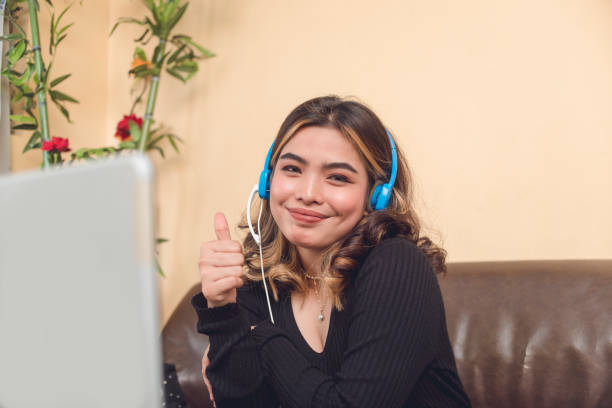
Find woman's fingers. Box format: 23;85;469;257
201;274;244;304
206;275;244;296
200;239;243;257
198;251;244;268
201;265;243;283
198;213;245;309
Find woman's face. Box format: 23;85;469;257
270;126;370;252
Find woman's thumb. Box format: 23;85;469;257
214;212;231;240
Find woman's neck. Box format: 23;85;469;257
297;246;324;278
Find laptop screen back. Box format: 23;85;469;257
0;156;161;408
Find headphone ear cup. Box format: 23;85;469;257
369;183;382;210
258;169;271;199
375;184;392;210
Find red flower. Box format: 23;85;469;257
41;136;71;153
115;114;143;141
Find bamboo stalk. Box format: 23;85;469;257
138;38;167;152
27;0;50;168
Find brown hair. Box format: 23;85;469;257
238;95;446;309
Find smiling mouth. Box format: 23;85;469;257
287;208;329;224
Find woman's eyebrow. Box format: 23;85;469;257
279;152;358;174
322;162;358;174
279;152;306;164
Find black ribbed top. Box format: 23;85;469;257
192;237;471;407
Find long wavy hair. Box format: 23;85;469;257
239;95;446;310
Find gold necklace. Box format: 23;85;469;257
304;273;327;321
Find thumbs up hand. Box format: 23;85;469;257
198;212;245;308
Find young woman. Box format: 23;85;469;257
192;96;471;407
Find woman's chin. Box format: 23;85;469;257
285;232;326;251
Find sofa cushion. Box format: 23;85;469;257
439;260;612;408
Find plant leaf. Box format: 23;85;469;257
174;60;197;73
55;33;68;48
146;133;166;148
22;131;42;153
134;47;147;61
156;258;166;277
166;3;187;33
167;134;179;153
135;28;150;43
8;64;31;87
43;60;53;85
150;145;165;158
167;43;186;64
12;123;38;131
55;4;72;29
166;67;186;83
128;119;142;144
49;10;55;53
51;99;72;123
50;73;71;87
128;64;152;76
49;89;79;103
144;16;160;36
57;22;75;38
151;1;163;25
173;34;215;58
11;90;24;104
162;1;179;24
110;17;145;37
7;40;26;65
10;114;37;124
119;141;137;149
0;34;22;42
165;68;185;82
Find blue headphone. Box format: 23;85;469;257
257;128;398;210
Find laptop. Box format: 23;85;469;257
0;155;162;408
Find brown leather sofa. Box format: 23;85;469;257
162;260;612;408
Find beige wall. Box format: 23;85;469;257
11;0;612;325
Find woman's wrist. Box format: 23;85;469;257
207;298;235;308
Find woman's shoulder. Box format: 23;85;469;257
348;237;444;322
365;236;428;264
355;237;435;285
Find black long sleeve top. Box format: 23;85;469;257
191;237;471;407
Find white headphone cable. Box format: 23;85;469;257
247;184;275;323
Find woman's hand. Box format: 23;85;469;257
199;212;245;308
202;344;215;406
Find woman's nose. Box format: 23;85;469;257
296;174;322;205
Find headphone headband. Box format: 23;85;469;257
386;128;398;193
258;141;275;199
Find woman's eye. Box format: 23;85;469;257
282;165;300;173
329;174;349;183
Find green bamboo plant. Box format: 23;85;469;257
1;0;78;167
69;0;214;161
125;0;214;151
2;0;213;163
